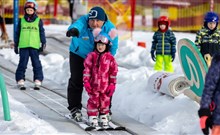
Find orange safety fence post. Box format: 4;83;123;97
137;41;146;48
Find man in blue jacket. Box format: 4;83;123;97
66;6;118;121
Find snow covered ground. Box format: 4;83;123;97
0;24;203;134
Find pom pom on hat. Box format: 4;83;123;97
108;29;117;40
93;28;118;46
93;28;117;41
93;28;102;37
88;6;106;21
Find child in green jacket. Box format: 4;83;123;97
151;16;176;72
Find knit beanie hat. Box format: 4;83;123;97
88;6;106;21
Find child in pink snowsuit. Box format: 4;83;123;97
83;29;118;128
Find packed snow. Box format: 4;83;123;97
0;24;203;134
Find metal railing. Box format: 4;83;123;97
0;72;11;121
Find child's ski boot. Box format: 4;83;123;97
99;114;109;129
89;116;99;127
17;79;26;90
34;80;41;90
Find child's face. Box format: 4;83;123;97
96;43;106;53
159;24;166;30
207;22;217;30
25;8;35;15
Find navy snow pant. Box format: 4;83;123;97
15;48;43;82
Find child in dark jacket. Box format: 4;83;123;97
14;0;46;89
150;16;176;72
195;11;220;67
83;28;118;128
198;53;220;135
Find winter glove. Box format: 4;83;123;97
84;82;92;94
66;28;79;37
151;50;155;62
39;43;46;52
198;108;213;135
171;53;175;62
14;44;19;54
106;83;116;97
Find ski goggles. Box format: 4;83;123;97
94;35;109;44
25;2;35;9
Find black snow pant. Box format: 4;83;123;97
67;52;84;111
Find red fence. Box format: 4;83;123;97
1;0;220;32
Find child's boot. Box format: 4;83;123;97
99;114;109;128
34;80;41;90
89;116;98;127
107;111;112;121
17;79;26;90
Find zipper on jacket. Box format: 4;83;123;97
96;53;101;67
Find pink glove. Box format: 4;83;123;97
106;84;115;97
84;82;92;94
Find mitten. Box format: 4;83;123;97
14;44;19;54
106;83;115;97
171;53;175;62
66;28;79;37
151;50;155;62
198;108;213;135
84;82;92;94
39;43;46;52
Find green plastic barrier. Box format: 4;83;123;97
0;73;11;121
